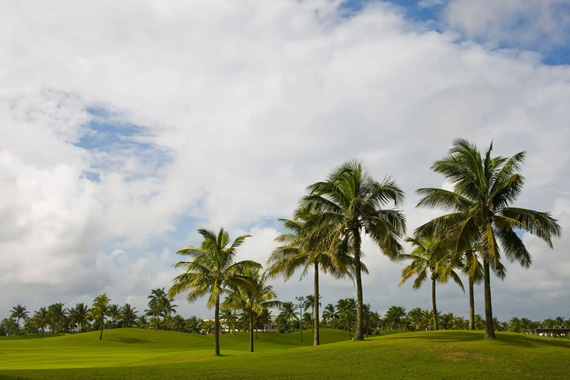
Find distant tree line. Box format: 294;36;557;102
3;296;569;338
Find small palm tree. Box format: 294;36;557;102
69;303;90;333
384;306;406;330
416;139;561;338
268;209;350;346
168;228;261;356
322;304;338;327
47;303;68;335
9;305;29;335
302;160;406;340
120;304;138;328
108;304;120;329
257;308;273;333
278;302;298;332
399;237;464;330
222;268;278;352
185;316;202;334
34;308;49;338
90;294;111;340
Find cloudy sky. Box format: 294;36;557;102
1;0;569;323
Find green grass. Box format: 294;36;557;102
0;329;568;379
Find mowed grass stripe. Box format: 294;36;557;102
0;330;569;380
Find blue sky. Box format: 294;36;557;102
1;0;570;322
343;0;570;65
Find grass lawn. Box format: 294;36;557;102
0;328;568;379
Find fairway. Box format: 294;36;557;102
1;329;569;380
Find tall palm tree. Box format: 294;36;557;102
120;304;138;328
268;210;350;346
69;303;90;333
415;139;561;338
90;294;111;340
9;305;29;335
222;268;279;352
34;308;49;338
168;228;261;356
302;160;406;340
399;237;464;330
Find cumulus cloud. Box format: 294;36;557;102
0;0;569;321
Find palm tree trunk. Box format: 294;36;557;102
469;276;475;330
99;317;104;340
250;313;254;353
353;231;364;341
484;259;495;339
41;327;44;338
214;297;221;356
314;261;320;346
431;275;438;331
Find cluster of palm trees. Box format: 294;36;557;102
1;289;176;339
166;139;561;355
267;138;561;343
168;228;278;355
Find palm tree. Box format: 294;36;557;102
34;308;49;338
69;303;91;333
222;268;278;352
399;237;464;330
415;139;561;338
278;302;298;332
9;305;29;335
384;306;406;330
120;304;138;328
268;210;350;346
336;298;357;338
302;160;406;340
322;304;338;327
47;303;68;335
185;316;202;334
147;288;177;330
168;228;260;356
108;304;120;329
135;315;148;329
257;308;273;332
407;307;424;331
90;294;111;340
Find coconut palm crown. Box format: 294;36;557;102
415;139;561;338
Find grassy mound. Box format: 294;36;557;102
0;329;568;379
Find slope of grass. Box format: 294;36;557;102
0;329;568;380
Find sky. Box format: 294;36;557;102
1;0;570;323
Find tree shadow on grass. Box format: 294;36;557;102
383;331;570;349
495;334;570;349
111;337;152;344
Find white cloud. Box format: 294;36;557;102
0;0;569;321
443;0;570;51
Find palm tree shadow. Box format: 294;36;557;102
385;332;570;349
496;334;570;349
111;337;151;344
